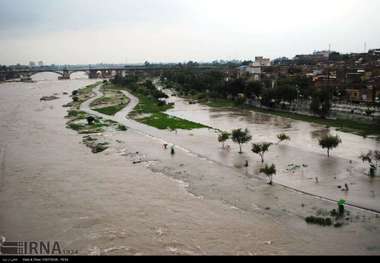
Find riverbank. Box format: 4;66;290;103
165;89;380;138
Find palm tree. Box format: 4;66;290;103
260;164;277;185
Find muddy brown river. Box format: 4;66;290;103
0;73;380;255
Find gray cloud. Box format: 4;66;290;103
0;0;379;65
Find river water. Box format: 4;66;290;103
1;74;380;255
164;90;380;212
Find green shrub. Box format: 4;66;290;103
118;124;128;131
305;216;333;227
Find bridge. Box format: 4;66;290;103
0;66;141;81
0;65;225;81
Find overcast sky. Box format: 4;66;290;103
0;0;379;65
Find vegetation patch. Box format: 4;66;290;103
131;94;173;116
65;83;129;134
305;216;333;226
117;124;128;131
67;82;101;110
305;208;351;228
66;118;105;134
135;112;207;130
109;78;208;130
82;136;109;154
90;89;130;116
93;105;127;115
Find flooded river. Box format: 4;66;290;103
1;74;380;255
165;92;380;212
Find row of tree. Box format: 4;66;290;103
161;69;334;118
218;129;343;184
112;76;168;101
219;129;341;158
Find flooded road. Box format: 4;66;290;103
1;75;380;255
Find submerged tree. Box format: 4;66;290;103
277;133;291;144
252;143;273;163
218;132;231;149
232;129;252;154
260;164;277;185
360;150;380;177
86;116;96;125
319;135;342;157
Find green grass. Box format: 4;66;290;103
131;94;209;130
104;83;208;130
136;112;207;130
90;88;130;116
69;82;102;110
79;83;98;95
66;122;105;134
131;95;173;115
66;83;130;134
66;110;87;118
93;104;128;116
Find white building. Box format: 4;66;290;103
313;50;330;58
252;56;271;67
238;56;270;80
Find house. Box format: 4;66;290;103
237;57;271;81
369;49;380;56
252;57;271;67
313;75;337;89
368;76;380;103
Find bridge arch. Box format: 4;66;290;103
29;71;64;77
69;70;89;79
